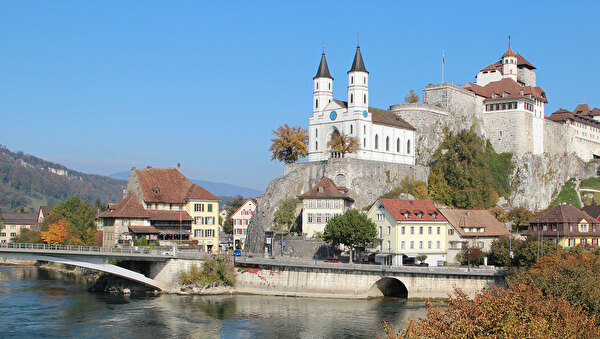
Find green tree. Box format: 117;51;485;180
222;195;245;235
12;228;42;243
323;209;377;263
269;124;308;164
44;196;98;246
506;206;535;230
427;170;451;204
404;89;420;103
223;217;233;235
273;198;298;234
430;129;498;208
327;131;360;158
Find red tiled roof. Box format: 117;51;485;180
466;78;547;103
479;53;536;73
439;209;509;237
147;210;193;221
99;194;149;219
502;45;516;58
590;108;600;117
547;108;600;128
128;226;159;234
574;103;591;115
378;198;446;222
39;206;53;218
1;213;38;225
299;177;353;201
329;100;415;131
135;167;218;204
186;184;220;201
232;198;258;217
524;204;600;237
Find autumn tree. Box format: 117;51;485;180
44;196;98;246
426;170;451;205
323;209;376;263
327;131;360;158
404;90;420;103
506;206;535;230
41;219;73;244
269;124;308;163
488;235;557;269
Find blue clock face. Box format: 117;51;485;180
363;110;368;117
330;111;337;120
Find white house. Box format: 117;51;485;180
231;198;257;249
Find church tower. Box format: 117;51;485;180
347;44;369;113
501;42;518;82
313;51;333;113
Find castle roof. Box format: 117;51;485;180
465;78;547;103
330;100;415;131
502;44;517;58
348;46;368;73
134;167;219;204
439;209;509;238
479;54;536;73
377;198;446;222
574;103;591;115
547;107;600;128
314;53;333;80
298;177;353;201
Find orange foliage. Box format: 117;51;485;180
41;219;73;244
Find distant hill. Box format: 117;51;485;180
109;171;262;199
0;145;125;212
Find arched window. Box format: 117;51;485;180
350;94;354;104
375;135;379;149
350;125;353;134
407;139;411;154
328;83;331;90
316;141;318;150
364;94;366;104
316;83;319;90
351;76;354;84
315;99;318;109
364;125;366;134
385;136;389;151
315;129;318;138
396;138;400;152
363;138;366;147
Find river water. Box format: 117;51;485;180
0;265;429;338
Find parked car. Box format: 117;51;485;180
324;258;341;263
233;249;242;256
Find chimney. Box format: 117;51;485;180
131;166;136;171
147;165;152;169
177;163;181;171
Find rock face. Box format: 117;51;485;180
245;158;429;252
508;153;597;210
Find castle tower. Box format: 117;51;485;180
501;42;518;82
347;44;369;112
313;52;333;113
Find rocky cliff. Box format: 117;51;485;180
245;158;429;252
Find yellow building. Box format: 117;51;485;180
186;185;220;253
366;198;449;266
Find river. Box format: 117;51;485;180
0;265;429;338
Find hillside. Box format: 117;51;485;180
0;145;125;212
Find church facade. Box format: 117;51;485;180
308;46;416;165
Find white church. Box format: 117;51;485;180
308;45;416;165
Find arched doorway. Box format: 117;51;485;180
367;277;408;299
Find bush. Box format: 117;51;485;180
179;256;236;286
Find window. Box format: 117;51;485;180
363;138;366;147
477;242;484;249
316;214;322;223
387;226;391;235
581;238;587;245
376;213;385;222
194;204;204;212
10;232;16;238
316;200;322;208
428;227;432;235
410;241;414;249
401;226;405;234
385;136;389;151
436;241;441;249
428;241;432;249
334;200;340;209
387;240;391;250
375;135;379;149
325;200;331;208
569;238;575;247
307;214;313;223
581;223;589;232
364;94;367;104
593;238;598;246
407;140;411;154
437;227;441;235
207;204;213;212
419;227;423;235
396;138;400;152
324;213;331;222
410;226;414;235
448;229;454;235
401;241;405;249
350;125;353;134
307;200;313;208
419;241;423;249
315;141;319;150
350;93;354;103
379;226;382;238
569;225;573;232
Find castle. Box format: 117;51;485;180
309;43;600;165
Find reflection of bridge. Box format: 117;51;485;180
0;243;174;290
234;256;508;299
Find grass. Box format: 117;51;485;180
580;177;600;190
550;178;581;208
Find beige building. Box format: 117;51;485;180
298;177;354;238
99;166;220;252
0;213;37;243
366;198;449;266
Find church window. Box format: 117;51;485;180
364;125;366;134
350;94;354;104
500;131;503;137
315;99;318;109
407;140;411;154
351;76;354;84
315;141;318;150
396;138;400;152
375;135;379;149
363;94;366;104
363;77;366;84
363;138;366;147
315;129;318;138
350;125;353;134
329;83;331;90
316;83;319;90
385;136;389;151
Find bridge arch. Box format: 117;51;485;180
367;277;408;299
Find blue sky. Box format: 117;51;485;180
1;1;599;191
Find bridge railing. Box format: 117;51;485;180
0;242;170;256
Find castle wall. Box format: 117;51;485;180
483;111;532;154
544;120;570;155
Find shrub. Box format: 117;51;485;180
179;256;236;286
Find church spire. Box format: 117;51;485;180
348;45;368;73
503;36;516;58
314;52;333;80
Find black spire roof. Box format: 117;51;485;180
314;53;333;80
348;46;368;73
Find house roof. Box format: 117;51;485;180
231;198;258;218
147;210;193;221
298;177;353;201
546;108;600;128
574;103;591;115
39;206;53;218
465;78;547;103
502;44;516;58
582;205;600;220
329;101;415;131
1;213;38;225
439;209;509;237
98;194;149;219
479;54;536;74
378;198;446;222
314;52;333;80
529;204;599;225
348;46;368;73
135;167;218;203
128;226;160;234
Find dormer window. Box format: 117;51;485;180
318;187;324;193
404;212;409;219
153;186;160;195
417;212;423;219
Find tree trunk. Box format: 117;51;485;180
349;247;353;263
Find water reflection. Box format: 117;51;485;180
0;265;428;338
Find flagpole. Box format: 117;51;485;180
442;50;445;84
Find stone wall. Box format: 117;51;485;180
483;111;532;154
245;158;429;253
544;120;570;155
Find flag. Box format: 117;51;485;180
179;212;182;223
442;51;445;64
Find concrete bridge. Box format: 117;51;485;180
234;256;507;299
0;243;180;290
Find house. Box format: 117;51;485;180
366;198;448;266
582;205;600;221
35;206;53;231
298;177;354;238
99;165;220;252
524;203;600;248
308;45;416;164
439;209;510;263
231;198;257;249
219;209;228;227
0;213;38;243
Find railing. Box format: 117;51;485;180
0;242;170;256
